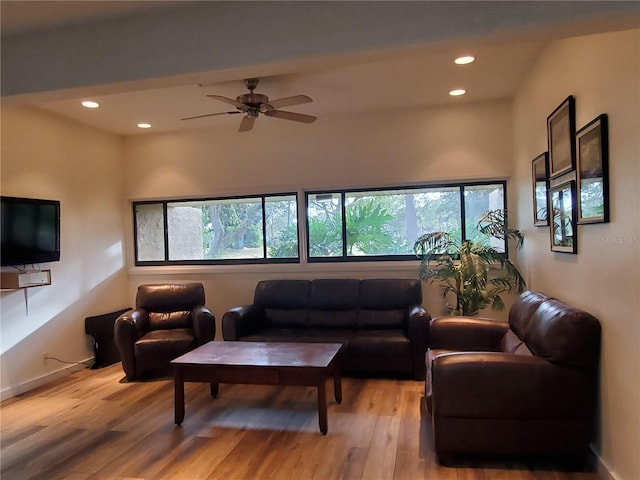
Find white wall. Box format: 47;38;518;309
123;100;516;328
0;106;130;399
513;29;640;480
123;100;514;197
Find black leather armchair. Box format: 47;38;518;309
114;283;215;380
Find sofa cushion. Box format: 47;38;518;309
148;310;192;330
508;291;549;339
358;279;421;309
309;309;358;328
134;328;195;358
255;280;311;327
264;308;308;328
525;299;601;371
349;329;412;371
310;279;359;309
241;327;356;345
240;327;300;343
357;279;421;328
358;309;406;328
308;279;359;327
137;283;205;312
350;329;410;356
255;280;310;309
290;328;357;344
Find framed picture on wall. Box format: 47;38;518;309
576;114;609;224
531;152;549;226
547;95;576;179
549;180;577;254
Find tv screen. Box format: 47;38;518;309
1;196;60;266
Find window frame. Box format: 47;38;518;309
305;180;508;263
133;192;300;266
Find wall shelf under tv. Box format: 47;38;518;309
0;270;51;290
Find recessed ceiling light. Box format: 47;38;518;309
449;89;466;96
81;100;100;109
454;56;475;65
137;123;152;129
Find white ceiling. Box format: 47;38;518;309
2;1;636;136
32;39;546;136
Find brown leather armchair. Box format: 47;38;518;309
114;283;215;380
425;291;601;464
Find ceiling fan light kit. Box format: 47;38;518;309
182;78;317;132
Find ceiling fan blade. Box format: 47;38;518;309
266;95;313;109
239;116;256;132
264;109;317;123
181;111;241;121
207;95;247;109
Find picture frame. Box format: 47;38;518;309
576;114;609;224
549;180;577;254
547;95;576;179
531;152;549;226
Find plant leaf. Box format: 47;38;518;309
414;208;527;316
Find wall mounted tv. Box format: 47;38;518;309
1;196;61;266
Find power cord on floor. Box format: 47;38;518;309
44;355;94;367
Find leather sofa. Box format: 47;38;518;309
114;283;216;380
222;279;431;379
425;291;601;464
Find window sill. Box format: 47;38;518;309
128;260;422;276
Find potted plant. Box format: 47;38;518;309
413;209;526;316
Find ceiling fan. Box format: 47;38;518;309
181;78;317;132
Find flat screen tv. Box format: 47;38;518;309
1;196;61;266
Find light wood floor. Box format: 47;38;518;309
1;363;600;480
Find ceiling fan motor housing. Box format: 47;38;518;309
236;92;270;108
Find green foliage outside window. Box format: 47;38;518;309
134;181;508;266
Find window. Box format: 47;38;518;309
133;182;507;266
464;183;506;253
306;181;506;261
133;194;299;265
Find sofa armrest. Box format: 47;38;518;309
407;305;431;379
114;309;148;380
432;352;596;419
222;304;263;340
192;305;216;344
430;316;508;351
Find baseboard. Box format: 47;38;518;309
0;357;93;401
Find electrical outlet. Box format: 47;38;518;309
42;352;48;364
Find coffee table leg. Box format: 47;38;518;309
174;368;185;426
317;380;328;435
210;383;219;397
334;371;342;404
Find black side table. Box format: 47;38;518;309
85;307;131;369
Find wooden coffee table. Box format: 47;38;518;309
171;341;343;434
